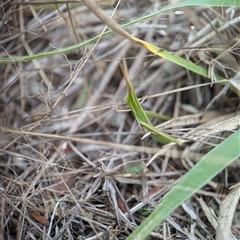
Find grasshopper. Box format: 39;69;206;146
121;59;181;146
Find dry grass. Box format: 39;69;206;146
0;0;239;239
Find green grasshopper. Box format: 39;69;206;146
121;59;181;146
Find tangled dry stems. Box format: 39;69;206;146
0;0;239;239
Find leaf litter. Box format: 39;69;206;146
0;0;239;239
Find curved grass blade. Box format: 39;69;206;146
133;37;210;78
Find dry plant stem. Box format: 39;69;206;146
147;112;240;165
10;0;115;6
198;198;218;230
2;61;82;150
216;184;240;240
5;198;52;240
81;0;135;42
0;128;161;154
19;6;52;89
3;0;116;150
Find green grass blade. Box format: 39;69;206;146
0;35;104;63
1;0;239;63
127;130;240;240
131;36;240;96
133;37;218;80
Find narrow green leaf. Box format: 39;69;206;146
132;37;215;79
127;130;240;240
131;35;240;96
